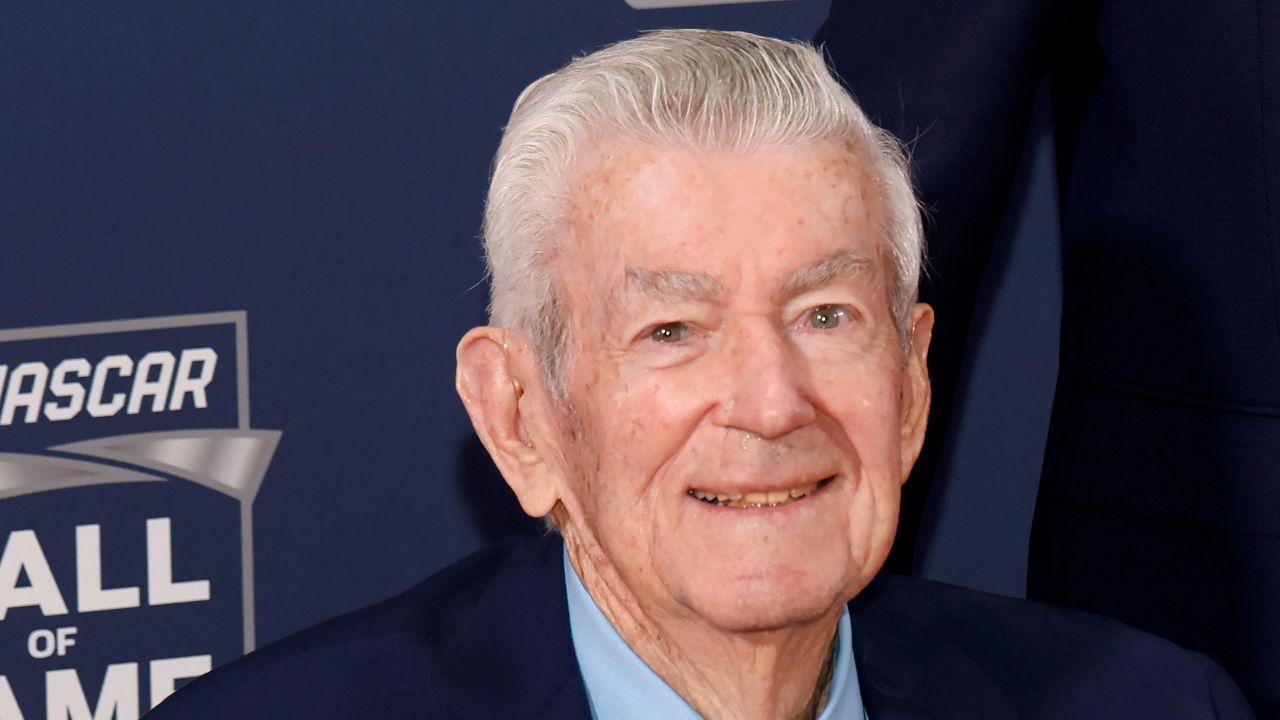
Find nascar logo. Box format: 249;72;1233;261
0;348;218;426
0;312;279;720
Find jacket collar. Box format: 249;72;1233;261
434;531;593;719
460;533;1016;720
850;575;1017;719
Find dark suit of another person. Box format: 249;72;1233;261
145;533;1252;719
816;1;1278;713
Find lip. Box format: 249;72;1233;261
686;470;838;497
686;474;837;509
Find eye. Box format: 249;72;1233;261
808;304;847;330
649;322;688;343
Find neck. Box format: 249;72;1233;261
564;531;841;720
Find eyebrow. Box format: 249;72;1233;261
614;248;874;312
622;266;726;304
775;249;875;300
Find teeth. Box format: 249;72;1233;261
687;479;829;509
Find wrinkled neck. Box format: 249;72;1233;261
562;527;840;720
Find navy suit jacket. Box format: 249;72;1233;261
147;533;1253;719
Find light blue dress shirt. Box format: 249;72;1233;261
564;551;868;719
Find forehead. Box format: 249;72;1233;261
562;139;884;284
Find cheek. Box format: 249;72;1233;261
811;359;904;450
573;369;706;507
621;361;711;439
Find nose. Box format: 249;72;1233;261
710;320;817;438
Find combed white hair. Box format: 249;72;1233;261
483;29;924;396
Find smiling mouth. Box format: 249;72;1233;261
687;476;835;509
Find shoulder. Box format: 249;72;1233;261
851;575;1254;719
146;532;577;720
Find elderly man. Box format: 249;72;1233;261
149;30;1252;719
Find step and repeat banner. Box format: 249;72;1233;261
0;1;831;717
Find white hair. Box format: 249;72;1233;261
483;29;924;396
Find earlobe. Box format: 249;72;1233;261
899;304;934;480
455;328;561;518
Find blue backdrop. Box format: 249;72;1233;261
0;2;1060;717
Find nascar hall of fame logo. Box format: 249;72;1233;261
0;312;280;719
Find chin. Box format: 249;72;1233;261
674;567;853;634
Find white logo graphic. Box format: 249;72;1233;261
0;311;280;717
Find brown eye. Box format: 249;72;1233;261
808;305;846;330
649;322;687;343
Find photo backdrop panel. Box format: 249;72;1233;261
0;2;831;716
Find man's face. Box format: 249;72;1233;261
548;139;930;633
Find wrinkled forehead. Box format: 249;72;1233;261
558;137;889;291
568;135;878;205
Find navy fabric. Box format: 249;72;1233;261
146;532;591;719
816;1;1279;714
146;533;1253;719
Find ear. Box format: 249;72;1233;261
898;303;934;482
456;327;562;518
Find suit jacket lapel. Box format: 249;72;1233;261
851;576;1018;720
435;532;593;719
538;670;593;720
442;537;1016;720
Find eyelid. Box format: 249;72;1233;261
650;321;687;343
634;320;693;345
630;303;719;345
791;302;865;332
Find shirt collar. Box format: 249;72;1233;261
564;549;866;719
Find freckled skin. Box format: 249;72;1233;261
530;139;933;720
